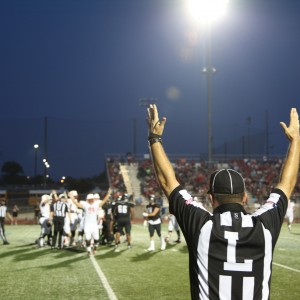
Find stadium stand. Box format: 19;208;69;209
106;154;300;219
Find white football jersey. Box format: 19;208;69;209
67;198;78;213
80;200;100;226
39;202;51;218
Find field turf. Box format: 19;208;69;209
0;223;299;299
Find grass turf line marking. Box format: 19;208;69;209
273;262;300;273
90;255;118;300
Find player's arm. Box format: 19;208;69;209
49;209;54;224
69;192;83;209
130;206;135;220
50;190;58;201
147;104;180;197
142;207;160;218
40;197;49;206
276;108;300;199
99;188;112;207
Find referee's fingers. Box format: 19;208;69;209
279;122;287;131
280;122;288;133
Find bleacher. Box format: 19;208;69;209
106;154;300;220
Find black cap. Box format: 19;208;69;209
208;169;245;194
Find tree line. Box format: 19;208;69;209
0;161;109;193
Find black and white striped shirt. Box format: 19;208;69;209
169;186;287;300
0;205;7;218
51;200;68;218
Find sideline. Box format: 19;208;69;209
273;262;300;273
90;255;118;300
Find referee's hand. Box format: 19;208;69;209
280;108;300;142
147;104;166;136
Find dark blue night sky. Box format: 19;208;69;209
1;0;300;180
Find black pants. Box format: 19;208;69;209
148;223;162;238
0;217;8;242
52;217;65;248
102;219;113;243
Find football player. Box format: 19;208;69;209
143;195;166;251
113;193;135;250
71;188;112;255
164;213;181;244
38;194;53;247
285;200;296;231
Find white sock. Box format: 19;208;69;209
149;240;155;249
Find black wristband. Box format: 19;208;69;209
148;133;162;140
148;137;162;145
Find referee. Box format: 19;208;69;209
147;104;300;300
0;199;11;245
50;193;70;249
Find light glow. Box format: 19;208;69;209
186;0;229;23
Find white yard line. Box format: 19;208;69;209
273;262;300;273
90;255;118;300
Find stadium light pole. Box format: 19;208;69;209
186;0;229;164
42;158;50;187
33;144;39;177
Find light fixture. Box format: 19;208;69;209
186;0;229;24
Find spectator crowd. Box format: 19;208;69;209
107;155;300;206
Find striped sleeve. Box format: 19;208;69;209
252;188;288;245
169;185;211;241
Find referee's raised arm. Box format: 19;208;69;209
276;108;300;199
147;104;180;197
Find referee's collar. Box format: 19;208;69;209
213;203;247;214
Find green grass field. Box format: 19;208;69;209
0;223;299;300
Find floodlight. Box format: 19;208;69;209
186;0;229;23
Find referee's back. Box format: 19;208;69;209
52;200;68;218
169;172;287;300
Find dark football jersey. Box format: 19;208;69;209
114;201;134;220
146;202;161;221
102;203;113;221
